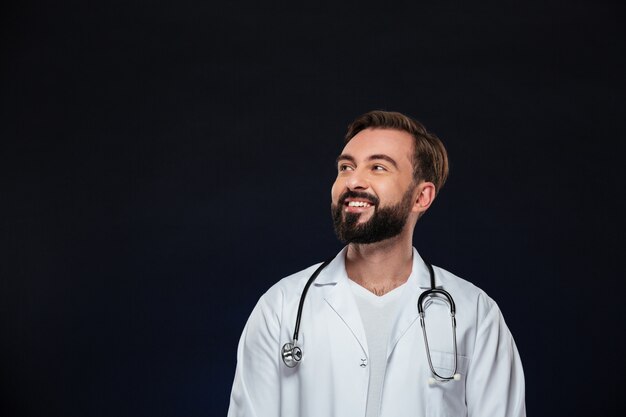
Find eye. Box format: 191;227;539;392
338;164;354;171
372;165;386;171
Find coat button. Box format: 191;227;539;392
360;358;367;367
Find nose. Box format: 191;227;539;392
345;167;369;190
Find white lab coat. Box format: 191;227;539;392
228;248;526;417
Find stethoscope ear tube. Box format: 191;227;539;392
417;288;456;315
418;263;459;383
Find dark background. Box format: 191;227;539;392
2;1;625;416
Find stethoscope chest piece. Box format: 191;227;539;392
281;342;302;368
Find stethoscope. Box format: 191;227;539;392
281;259;461;384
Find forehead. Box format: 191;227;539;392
341;128;414;165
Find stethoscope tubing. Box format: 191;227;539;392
291;259;332;343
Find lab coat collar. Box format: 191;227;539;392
313;246;431;288
313;247;348;285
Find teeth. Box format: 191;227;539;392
348;201;371;207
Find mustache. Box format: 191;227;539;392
338;190;379;206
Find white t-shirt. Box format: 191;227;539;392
349;280;407;417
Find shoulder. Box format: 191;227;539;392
255;262;326;312
431;265;500;321
240;262;326;342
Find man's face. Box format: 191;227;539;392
331;128;417;244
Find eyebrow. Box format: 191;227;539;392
336;153;399;169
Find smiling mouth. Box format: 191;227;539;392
343;199;376;213
346;201;372;208
338;192;379;213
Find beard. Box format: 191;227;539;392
331;188;415;244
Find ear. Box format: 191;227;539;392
411;182;436;215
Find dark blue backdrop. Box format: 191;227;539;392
2;1;625;416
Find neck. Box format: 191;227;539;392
345;230;414;296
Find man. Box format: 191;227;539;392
228;110;526;417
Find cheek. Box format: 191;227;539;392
330;179;342;203
379;187;407;208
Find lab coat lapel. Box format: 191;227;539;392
316;248;369;356
387;249;432;359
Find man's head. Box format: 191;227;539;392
331;110;449;244
345;111;449;191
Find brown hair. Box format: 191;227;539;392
345;110;449;193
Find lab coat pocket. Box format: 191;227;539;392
426;350;469;417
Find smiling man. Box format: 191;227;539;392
228;111;526;417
